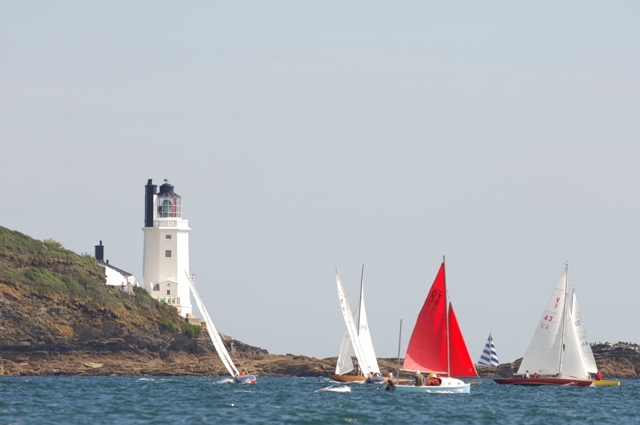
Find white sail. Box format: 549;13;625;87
571;292;598;374
186;273;239;377
336;269;371;375
356;273;381;375
335;329;354;375
517;267;568;376
477;333;499;367
560;296;590;379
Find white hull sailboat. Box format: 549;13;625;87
186;272;256;384
393;260;477;394
495;265;592;387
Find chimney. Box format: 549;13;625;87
95;240;104;261
145;179;157;228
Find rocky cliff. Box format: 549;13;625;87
0;226;267;376
1;226;637;378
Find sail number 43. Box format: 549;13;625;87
540;315;553;329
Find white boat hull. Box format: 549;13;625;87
393;377;471;394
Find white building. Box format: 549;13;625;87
94;240;137;293
142;179;193;317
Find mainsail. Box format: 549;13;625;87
403;262;477;377
517;268;567;376
336;270;371;375
186;274;239;377
478;333;500;367
403;263;447;373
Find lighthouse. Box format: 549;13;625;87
142;179;193;317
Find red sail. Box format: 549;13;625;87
403;263;448;373
447;303;478;377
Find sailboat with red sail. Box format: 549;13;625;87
393;260;477;394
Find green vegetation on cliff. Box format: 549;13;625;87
0;226;190;339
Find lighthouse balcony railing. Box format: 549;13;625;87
154;220;177;228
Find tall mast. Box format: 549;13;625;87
396;319;402;381
357;264;364;335
444;255;450;377
557;263;569;377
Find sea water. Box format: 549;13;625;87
0;376;636;424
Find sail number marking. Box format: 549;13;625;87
540;315;554;329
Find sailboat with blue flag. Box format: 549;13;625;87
477;333;499;367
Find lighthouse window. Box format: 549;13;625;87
167;290;171;295
165;235;171;239
165;250;171;258
157;197;182;218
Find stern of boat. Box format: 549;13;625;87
235;374;257;384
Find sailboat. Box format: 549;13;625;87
393;260;478;394
494;265;591;386
477;333;499;367
329;267;382;383
186;273;257;384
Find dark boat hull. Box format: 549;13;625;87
494;377;592;387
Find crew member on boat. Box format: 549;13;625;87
385;377;396;391
427;373;441;386
239;369;248;376
414;370;425;386
594;371;603;381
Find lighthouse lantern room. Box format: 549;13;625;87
142;179;193;317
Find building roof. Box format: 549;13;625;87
97;260;132;277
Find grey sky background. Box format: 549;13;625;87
2;2;639;362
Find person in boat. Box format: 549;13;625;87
385;377;396;391
427;373;441;386
532;372;538;379
524;370;530;378
414;370;425;386
239;369;248;376
594;371;603;381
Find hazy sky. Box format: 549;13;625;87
2;2;639;362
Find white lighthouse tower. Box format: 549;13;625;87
142;179;193;317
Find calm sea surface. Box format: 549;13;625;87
0;376;637;424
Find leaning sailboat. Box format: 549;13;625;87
330;267;382;383
394;260;478;394
186;273;256;384
494;265;591;386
